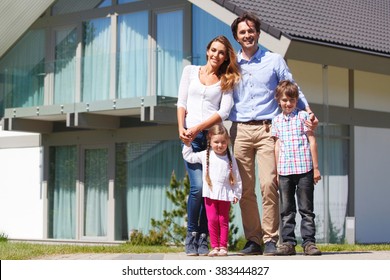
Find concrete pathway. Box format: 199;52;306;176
37;250;390;260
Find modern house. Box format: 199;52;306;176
0;0;389;244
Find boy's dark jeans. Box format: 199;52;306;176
278;170;316;247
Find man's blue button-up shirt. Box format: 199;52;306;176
229;48;309;122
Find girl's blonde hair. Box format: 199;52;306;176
205;123;236;190
206;35;241;92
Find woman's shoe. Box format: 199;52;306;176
197;233;209;256
185;232;199;256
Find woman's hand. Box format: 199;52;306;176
184;125;201;141
179;127;192;145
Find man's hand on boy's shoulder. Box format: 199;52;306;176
305;111;318;131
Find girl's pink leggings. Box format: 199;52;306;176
204;197;231;249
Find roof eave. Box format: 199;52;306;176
291;36;390;59
286;38;390;75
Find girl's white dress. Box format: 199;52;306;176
182;145;242;202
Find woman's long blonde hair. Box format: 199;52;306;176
205;123;236;190
205;35;241;92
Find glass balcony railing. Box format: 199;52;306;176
0;49;186;120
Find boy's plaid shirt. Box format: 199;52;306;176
271;108;313;176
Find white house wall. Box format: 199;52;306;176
354;126;390;243
327;66;349;108
0;145;43;239
288;60;349;108
355;71;390;112
288;60;323;105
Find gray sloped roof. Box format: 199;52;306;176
215;0;390;56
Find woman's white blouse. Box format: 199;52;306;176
177;65;234;128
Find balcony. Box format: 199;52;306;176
0;52;181;133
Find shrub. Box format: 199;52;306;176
0;232;8;242
127;171;241;248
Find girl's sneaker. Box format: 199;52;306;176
208;247;219;257
218;247;228;256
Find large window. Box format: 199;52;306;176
290;124;349;244
316;125;349;243
0;30;45;111
115;140;186;240
83;147;109;237
117;11;149;98
54;27;78;104
192;6;240;65
48;145;110;240
82;18;111;102
1;1;191;116
48;146;77;239
156;10;183;97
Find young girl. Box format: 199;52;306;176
182;123;242;257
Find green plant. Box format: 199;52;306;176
128;230;167;246
150;171;190;245
0;232;8;242
127;171;242;248
128;171;189;246
228;207;239;250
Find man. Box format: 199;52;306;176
229;12;317;256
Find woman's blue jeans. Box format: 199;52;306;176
278;170;316;247
182;131;208;234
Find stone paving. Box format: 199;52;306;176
37;250;390;260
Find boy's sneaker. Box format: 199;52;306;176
185;232;198;256
303;242;322;256
197;233;210;256
238;240;263;255
275;243;296;256
263;241;277;256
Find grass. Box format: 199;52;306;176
1;240;390;260
0;241;183;260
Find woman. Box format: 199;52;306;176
177;35;240;256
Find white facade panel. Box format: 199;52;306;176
288;60;323;104
0;147;43;239
328;66;349;107
355;71;390;112
355;126;390;243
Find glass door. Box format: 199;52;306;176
81;146;109;239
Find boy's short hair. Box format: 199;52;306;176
275;80;299;101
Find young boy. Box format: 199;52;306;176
271;80;322;256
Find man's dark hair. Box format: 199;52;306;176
231;12;261;40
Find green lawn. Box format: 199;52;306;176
1;241;390;260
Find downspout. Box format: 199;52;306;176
322;65;330;243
